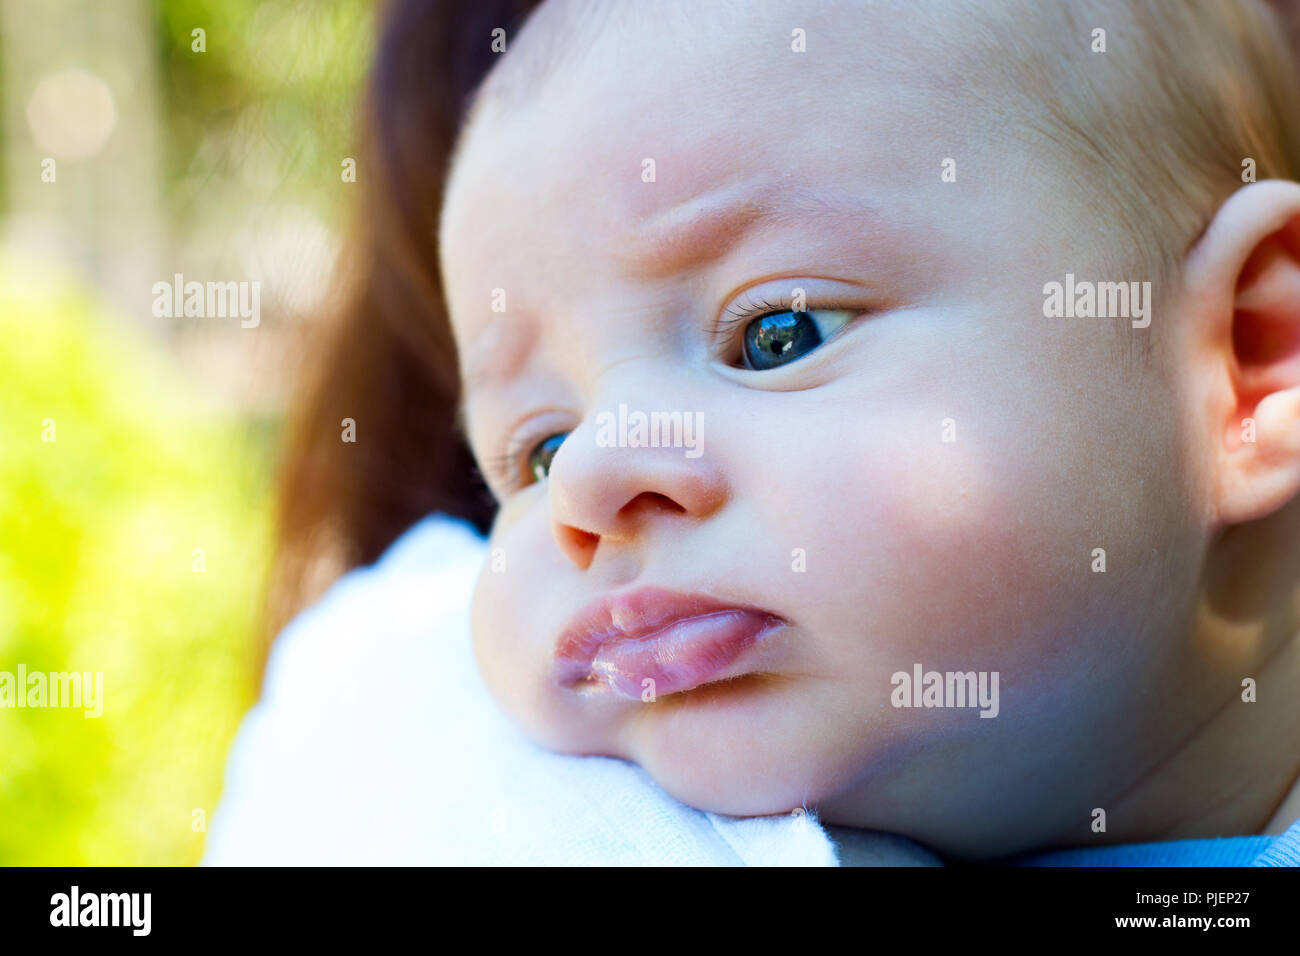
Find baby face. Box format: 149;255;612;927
440;0;1210;853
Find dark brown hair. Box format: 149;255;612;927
265;0;544;655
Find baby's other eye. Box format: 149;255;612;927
739;309;855;370
527;432;568;483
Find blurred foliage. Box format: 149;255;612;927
156;0;372;232
0;0;374;864
0;256;271;864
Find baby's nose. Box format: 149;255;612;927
547;408;727;570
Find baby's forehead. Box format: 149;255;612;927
445;1;1009;234
472;1;1029;155
450;0;1196;257
487;0;966;100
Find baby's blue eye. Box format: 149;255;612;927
740;309;853;370
527;432;568;483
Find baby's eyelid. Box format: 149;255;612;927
479;404;575;491
488;425;570;494
709;284;866;344
707;292;786;344
482;441;526;492
711;300;860;370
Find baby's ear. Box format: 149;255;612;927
1186;179;1300;527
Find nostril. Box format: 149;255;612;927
619;492;686;518
557;524;599;554
552;523;600;570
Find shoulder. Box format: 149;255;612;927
203;514;489;865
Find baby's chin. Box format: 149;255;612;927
628;738;860;821
482;666;846;816
602;677;877;818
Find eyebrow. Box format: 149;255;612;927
615;182;851;280
458;182;862;400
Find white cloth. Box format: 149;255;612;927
204;514;933;865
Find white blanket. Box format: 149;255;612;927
204;514;937;866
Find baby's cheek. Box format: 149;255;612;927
469;512;562;741
469;551;524;714
781;403;1140;685
469;502;616;753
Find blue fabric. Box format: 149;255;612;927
1003;816;1300;867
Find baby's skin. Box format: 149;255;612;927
438;0;1300;858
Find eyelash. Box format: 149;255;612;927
709;291;788;346
482;430;547;492
485;291;857;493
710;289;867;369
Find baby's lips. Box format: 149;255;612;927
589;609;786;699
551;586;787;698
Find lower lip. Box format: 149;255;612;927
575;611;783;700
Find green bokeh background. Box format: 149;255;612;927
0;257;270;864
0;0;372;864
